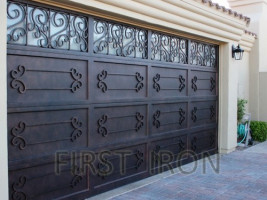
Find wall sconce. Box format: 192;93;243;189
232;44;244;60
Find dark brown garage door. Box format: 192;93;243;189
7;1;218;199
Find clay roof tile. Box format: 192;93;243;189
201;0;250;25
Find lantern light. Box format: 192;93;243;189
232;44;244;60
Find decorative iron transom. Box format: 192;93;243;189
94;19;148;58
7;1;88;51
151;32;187;63
7;1;218;67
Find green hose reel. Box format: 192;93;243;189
237;123;249;145
237;124;247;138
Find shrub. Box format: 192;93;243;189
237;99;248;123
250;121;267;142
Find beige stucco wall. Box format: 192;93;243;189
219;43;240;153
229;0;267;122
229;1;261;120
259;73;267;121
0;0;8;199
237;51;250;109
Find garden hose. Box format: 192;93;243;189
237;124;248;145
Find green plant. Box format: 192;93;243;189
237;99;248;123
250;121;267;142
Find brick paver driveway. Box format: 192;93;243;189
89;142;267;200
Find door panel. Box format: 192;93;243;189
9;159;89;200
151;102;188;135
190;71;217;96
91;104;147;147
151;66;188;98
8;108;88;162
92;62;147;101
7;55;88;105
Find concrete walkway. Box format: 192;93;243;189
89;142;267;200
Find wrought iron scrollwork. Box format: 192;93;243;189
210;77;216;92
135;150;144;169
135;72;144;92
93;19;148;58
178;75;186;92
97;115;108;137
178;108;186;125
97;70;108;93
151;32;187;63
153;74;161;92
10;65;26;94
153;110;161;128
97;70;144;93
10;65;83;94
7;1;27;44
97;158;111;179
191;107;197;122
11;117;83;150
191;76;198;92
70;117;83;142
7;1;218;64
190;42;204;66
11;121;26;150
210;47;216;67
190;41;216;67
70;166;83;188
97;112;144;137
12;176;27;200
210;105;216;120
135;112;144;131
152;74;186;92
70;68;83;93
7;1;88;51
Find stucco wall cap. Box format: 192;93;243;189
201;0;251;24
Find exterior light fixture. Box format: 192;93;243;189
232;44;244;60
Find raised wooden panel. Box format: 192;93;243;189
92;62;147;101
151;102;187;135
151;67;187;98
91;105;147;147
190;129;217;154
150;134;188;172
190;71;217;96
8;108;88;162
91;144;147;189
7;55;88;105
9;159;88;200
189;101;217;127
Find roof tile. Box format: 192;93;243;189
201;0;250;24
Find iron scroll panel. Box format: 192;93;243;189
7;0;218;68
7;1;88;51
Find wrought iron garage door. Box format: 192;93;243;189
7;1;218;199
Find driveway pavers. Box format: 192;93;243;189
88;142;267;200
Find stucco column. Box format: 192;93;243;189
229;0;263;121
218;43;239;154
0;0;8;199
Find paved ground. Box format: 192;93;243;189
89;142;267;200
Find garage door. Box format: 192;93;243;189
7;1;218;199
